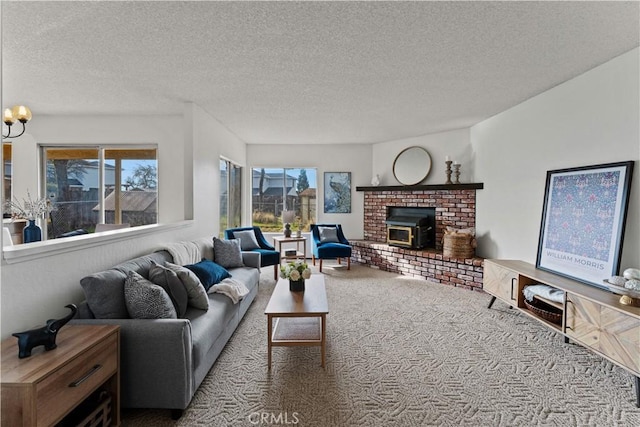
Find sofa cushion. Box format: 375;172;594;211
114;252;172;278
185;259;231;291
165;261;209;310
226;266;260;291
233;230;260;250
193;237;215;261
213;237;244;268
185;292;236;369
80;269;129;319
124;271;177;319
149;260;190;317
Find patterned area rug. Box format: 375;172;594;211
123;264;640;426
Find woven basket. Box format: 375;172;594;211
442;233;475;258
524;298;562;325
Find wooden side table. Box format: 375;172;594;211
1;324;120;426
273;236;307;264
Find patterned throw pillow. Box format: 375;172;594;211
164;261;209;310
212;237;244;268
124;271;177;319
148;260;189;317
318;226;339;244
233;230;260;250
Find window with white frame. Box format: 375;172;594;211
220;158;242;236
43;146;157;239
251;167;316;232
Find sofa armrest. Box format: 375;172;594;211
70;318;193;410
242;251;261;269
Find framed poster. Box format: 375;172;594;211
536;161;634;289
324;172;351;213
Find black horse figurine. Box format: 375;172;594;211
12;304;78;358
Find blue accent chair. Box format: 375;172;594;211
225;226;281;280
311;224;352;272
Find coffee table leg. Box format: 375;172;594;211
321;314;326;368
267;314;273;370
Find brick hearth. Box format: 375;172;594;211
353;187;484;290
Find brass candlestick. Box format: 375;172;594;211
453;163;461;184
445;160;453;184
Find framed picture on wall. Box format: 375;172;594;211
324;172;351;213
536;161;634;289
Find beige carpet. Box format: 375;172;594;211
123;264;640;426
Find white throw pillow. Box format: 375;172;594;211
164;261;209;310
318;226;340;244
233;230;260;250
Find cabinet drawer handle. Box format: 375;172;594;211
510;278;517;300
69;364;102;388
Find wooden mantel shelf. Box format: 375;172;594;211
356;183;484;192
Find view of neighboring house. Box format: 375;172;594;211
251;169;298;216
96;190;157;225
47;161;157;236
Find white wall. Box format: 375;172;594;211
12;115;186;223
372;128;472;186
472;48;640;271
0;105;247;339
189;102;247;237
247;144;372;240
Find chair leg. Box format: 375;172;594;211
312;255;316;266
319;259;323;272
338;258;342;265
274;264;278;280
347;257;351;270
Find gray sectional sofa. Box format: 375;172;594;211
71;239;260;418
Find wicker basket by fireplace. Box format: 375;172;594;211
442;232;476;258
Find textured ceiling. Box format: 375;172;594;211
2;1;639;145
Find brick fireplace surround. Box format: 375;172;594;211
352;184;484;290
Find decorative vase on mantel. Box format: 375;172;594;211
23;220;42;243
289;279;305;292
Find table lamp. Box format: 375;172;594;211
282;210;295;238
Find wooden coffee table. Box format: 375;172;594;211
264;274;328;369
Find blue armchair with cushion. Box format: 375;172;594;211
311;224;352;272
225;226;280;279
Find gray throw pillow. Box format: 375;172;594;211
213;237;244;268
233;230;260;250
124;271;177;319
165;261;209;310
148;260;190;317
80;269;129;319
319;226;339;244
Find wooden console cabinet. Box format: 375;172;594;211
1;324;120;426
484;259;640;406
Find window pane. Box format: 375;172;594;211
44;147;157;239
229;163;242;229
251;167;316;232
106;148;157;227
219;159;228;235
45;147;100;238
3;143;11;214
220;159;242;236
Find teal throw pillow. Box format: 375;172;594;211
185;259;231;291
